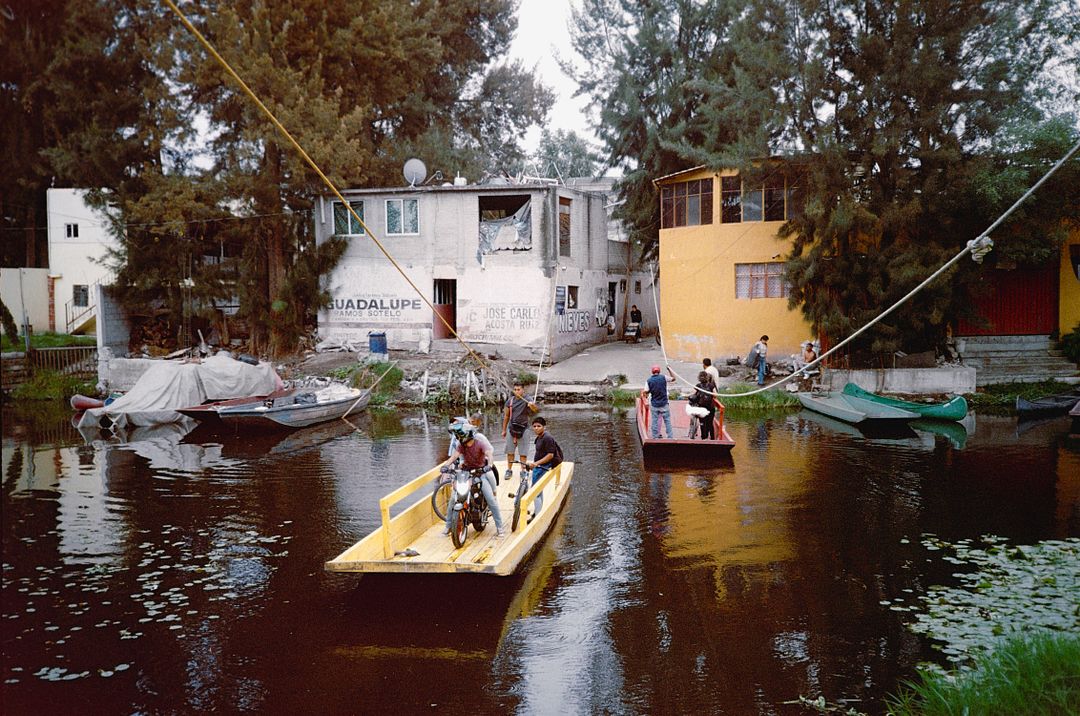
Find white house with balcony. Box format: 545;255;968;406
313;177;655;362
46;188;117;334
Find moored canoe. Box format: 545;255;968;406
842;383;968;421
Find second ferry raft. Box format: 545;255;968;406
326;459;574;576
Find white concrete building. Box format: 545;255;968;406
46;188;117;334
314;179;656;362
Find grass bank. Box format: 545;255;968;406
326;361;404;408
888;631;1080;716
715;382;800;409
1;331;96;352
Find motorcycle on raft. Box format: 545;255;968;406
433;463;495;548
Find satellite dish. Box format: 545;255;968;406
403;158;427;186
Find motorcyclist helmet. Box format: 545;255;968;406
448;418;477;443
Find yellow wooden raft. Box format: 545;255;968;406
325;460;574;576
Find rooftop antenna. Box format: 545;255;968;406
403;157;427;187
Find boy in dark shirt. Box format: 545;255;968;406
524;416;562;521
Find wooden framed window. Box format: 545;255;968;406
721;176;741;223
660;178;713;228
764;174;786;221
787;174;806;220
735;262;790;299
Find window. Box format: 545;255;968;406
559;197;571;256
566;285;579;309
333;201;365;235
386;198;419;235
634;280;641;294
721;176;741;223
65;223;79;238
787;174;806;220
73;285;89;307
735;263;790;299
764;174;786;221
660;179;713;228
742;184;763;221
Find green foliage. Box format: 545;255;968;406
966;380;1075;411
1059;323;1080;364
888;632;1080;716
11;369;96;401
0;299;18;342
353;361;403;397
423;388;453;409
526;129;601;178
515;370;538;386
608;387;638;405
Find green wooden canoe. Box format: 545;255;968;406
841;383;968;421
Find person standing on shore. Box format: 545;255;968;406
747;335;769;386
702;357;721;389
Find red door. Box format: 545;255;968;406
957;266;1058;335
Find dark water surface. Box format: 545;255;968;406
3;405;1078;714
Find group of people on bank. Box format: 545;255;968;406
443;382;563;539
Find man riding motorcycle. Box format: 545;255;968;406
445;419;506;538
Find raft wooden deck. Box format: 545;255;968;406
325;460;574;576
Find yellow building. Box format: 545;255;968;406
1060;228;1080;335
655;165;813;362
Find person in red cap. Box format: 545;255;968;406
641;364;675;438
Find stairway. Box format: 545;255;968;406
957;335;1079;386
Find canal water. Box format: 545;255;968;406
2;405;1078;714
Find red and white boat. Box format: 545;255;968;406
636;395;735;463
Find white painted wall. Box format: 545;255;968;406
0;268;50;334
46;188;116;332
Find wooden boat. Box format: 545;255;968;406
636;396;735;461
209;385;368;430
841;382;968;421
1016;393;1080;419
176;387;295;425
70;394;105;411
325;459;574;576
797;391;919;424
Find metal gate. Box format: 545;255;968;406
433;279;456;339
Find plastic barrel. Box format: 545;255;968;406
368;331;387;355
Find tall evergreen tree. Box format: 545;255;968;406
176;0;551;353
565;0;739;256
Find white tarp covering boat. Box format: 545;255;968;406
77;354;284;429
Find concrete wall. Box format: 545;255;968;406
0;268;50;334
96;285;131;359
315;183;629;358
1060;228;1080;335
658;168;812;363
46;189;116;333
826;367;977;394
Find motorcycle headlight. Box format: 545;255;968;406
455;481;470;497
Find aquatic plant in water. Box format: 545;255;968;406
899;535;1080;669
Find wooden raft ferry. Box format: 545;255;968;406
636;396;735;462
325;459;574;576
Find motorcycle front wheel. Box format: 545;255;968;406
471;504;488;532
450;506;468;549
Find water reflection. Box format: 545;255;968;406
2;405;1078;714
